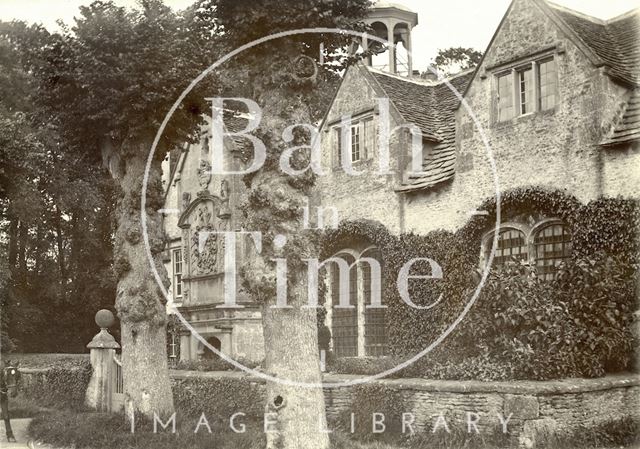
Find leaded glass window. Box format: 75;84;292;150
534;224;571;280
492;228;528;267
497;73;515;122
362;249;387;356
538;58;557;111
331;254;358;357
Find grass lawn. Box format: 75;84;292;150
26;410;640;449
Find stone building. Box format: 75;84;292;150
162;0;639;361
162;114;265;363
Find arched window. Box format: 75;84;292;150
326;247;388;358
482;219;572;280
362;248;387;356
492;228;528;267
534;223;572;280
331;254;358;357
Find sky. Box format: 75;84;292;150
1;0;638;71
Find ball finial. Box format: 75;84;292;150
95;309;115;329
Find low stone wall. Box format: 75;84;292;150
21;367;640;448
321;373;640;448
170;370;640;448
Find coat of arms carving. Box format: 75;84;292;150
190;204;220;275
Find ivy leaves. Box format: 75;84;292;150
320;188;638;381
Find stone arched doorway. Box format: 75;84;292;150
201;336;222;360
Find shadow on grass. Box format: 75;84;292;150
26;409;640;449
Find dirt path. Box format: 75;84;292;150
0;418;55;449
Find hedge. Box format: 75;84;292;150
171;376;264;420
21;361;92;409
321;187;638;381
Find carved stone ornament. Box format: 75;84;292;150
218;179;231;219
197;159;212;191
181;192;191;211
190;204;219;275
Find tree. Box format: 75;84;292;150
428;46;483;77
211;0;370;447
0;21;117;354
16;1;221;417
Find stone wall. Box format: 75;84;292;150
316;0;640;239
169;369;640;448
322;374;640;448
317;64;405;235
19;366;639;448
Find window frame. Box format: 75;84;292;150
481;219;571;280
325;246;388;358
495;55;558;123
350;124;361;163
332;115;375;169
172;248;183;299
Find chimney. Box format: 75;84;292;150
423;71;439;82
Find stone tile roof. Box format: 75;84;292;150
549;4;640;86
367;69;472;193
601;88;640;146
369;70;441;140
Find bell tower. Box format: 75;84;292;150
362;1;418;76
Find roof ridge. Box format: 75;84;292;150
366;67;434;86
366;66;475;87
546;1;606;24
605;7;640;24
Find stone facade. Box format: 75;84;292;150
161;116;264;363
162;0;639;366
317;0;640;237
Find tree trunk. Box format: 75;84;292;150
109;146;174;418
7;215;18;268
17;221;27;274
262;281;329;449
53;206;66;294
242;88;330;449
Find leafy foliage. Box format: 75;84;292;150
21;362;92;409
320;187;638;381
428;47;483;77
172;376;264;420
0;21;117;353
16;1;220;159
28;410;266;449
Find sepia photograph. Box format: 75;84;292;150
0;0;639;448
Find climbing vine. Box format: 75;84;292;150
319;187;638;380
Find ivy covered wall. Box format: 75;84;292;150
320;187;639;381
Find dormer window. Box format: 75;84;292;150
496;56;558;122
538;58;557;110
518;66;534;114
351;124;361;162
333;115;376;168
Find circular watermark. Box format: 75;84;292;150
141;27;502;389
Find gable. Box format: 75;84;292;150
550;6;640;86
481;0;568;71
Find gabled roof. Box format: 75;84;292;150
398;72;472;192
544;4;640;146
365;67;473;193
548;3;640;86
368;69;441;140
601;88;640;147
461;0;639;101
